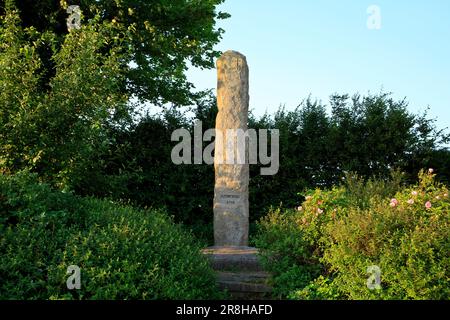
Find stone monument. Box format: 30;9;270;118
213;50;250;247
203;51;271;298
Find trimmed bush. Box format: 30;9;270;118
255;170;449;300
0;172;224;299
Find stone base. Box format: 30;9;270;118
202;246;272;299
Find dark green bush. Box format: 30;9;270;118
255;170;449;300
74;92;450;245
0;172;224;299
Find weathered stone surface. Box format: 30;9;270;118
214;50;250;247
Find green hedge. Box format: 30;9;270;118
255;170;450;300
0;172;224;299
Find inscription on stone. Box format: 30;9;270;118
217;193;242;208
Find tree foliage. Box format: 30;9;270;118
0;0;229;106
0;4;129;187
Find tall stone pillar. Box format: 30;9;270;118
204;51;270;299
213;50;250;247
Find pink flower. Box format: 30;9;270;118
425;201;432;209
407;199;414;205
317;200;323;205
428;168;434;174
390;198;399;207
411;191;418;196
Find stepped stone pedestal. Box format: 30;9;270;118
202;246;272;299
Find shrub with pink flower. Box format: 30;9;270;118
256;169;449;300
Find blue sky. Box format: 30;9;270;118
187;0;450;133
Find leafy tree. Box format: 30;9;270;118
0;3;129;187
328;93;449;182
0;0;229;106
